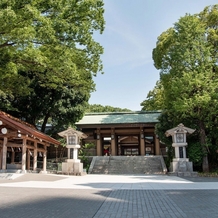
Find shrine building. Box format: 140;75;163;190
0;111;60;172
76;111;165;156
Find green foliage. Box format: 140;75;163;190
86;104;132;112
147;4;218;172
0;0;105;132
79;142;96;156
155;112;175;146
79;143;96;172
141;81;165;111
187;142;204;166
57;137;67;147
83;143;96;149
164;145;174;169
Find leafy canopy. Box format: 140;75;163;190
86;104;132;113
0;0;105;132
144;4;218;172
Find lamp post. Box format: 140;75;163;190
165;123;197;176
66;134;80;160
172;130;187;159
58;127;87;175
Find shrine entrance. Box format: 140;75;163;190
118;135;140;156
76;111;162;156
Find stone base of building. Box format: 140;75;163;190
62;159;84;175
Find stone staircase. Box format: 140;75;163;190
88;156;167;175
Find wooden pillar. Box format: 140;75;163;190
33;142;37;171
96;138;102;156
140;138;145;156
155;135;160;155
111;129;116;156
42;145;47;172
111;138;116;156
96;129;102;156
140;128;145;156
22;138;27;171
27;149;30;170
114;135;117;155
2;137;7;171
0;148;2;169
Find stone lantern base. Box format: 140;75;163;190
169;158;198;177
62;159;85;176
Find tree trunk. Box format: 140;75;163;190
41;112;50;133
199;120;209;172
202;155;209;172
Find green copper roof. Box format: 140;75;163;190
76;111;161;125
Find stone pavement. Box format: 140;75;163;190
0;174;218;218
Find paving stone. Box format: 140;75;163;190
0;174;218;217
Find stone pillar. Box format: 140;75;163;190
67;148;71;159
63;145;82;175
22;138;27;172
173;143;187;158
33;142;37;171
155;135;160;155
183;147;186;159
2;137;7;171
73;147;78;160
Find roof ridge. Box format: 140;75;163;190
0;111;37;130
85;111;161;115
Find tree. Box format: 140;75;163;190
140;81;164;111
86;104;132;113
0;0;105;132
150;5;218;172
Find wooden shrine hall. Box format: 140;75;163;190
0;111;60;173
76;111;165;156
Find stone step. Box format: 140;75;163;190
90;156;167;175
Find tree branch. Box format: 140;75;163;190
0;42;16;48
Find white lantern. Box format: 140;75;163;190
1;127;7;134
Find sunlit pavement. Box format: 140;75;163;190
0;174;218;217
0;174;218;190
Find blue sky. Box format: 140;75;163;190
89;0;218;111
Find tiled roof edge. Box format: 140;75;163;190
84;111;162;115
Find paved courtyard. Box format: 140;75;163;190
0;174;218;218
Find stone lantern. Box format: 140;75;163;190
58;127;87;175
165;123;197;176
